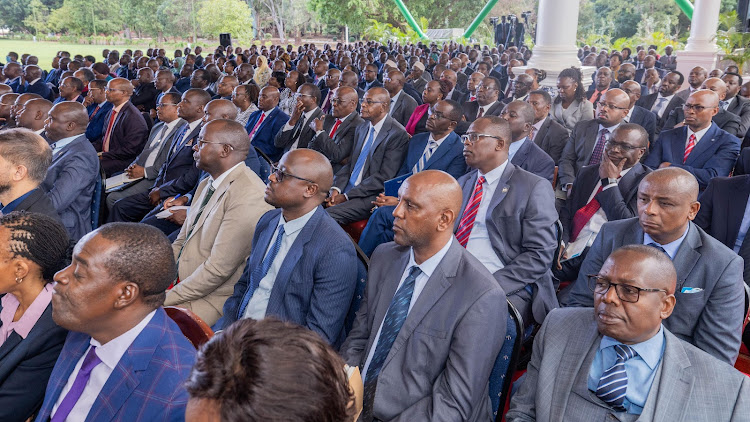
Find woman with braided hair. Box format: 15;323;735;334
0;212;70;421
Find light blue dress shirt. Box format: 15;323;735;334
50;134;79;158
643;224;690;260
508;137;525;162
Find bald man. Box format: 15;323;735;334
0;84;12;97
510;245;750;421
22;65;52;100
566;167;745;364
214;148;358;346
308;85;365;172
94;77;149;176
213;74;239;101
0;93;19;129
661;78;742;137
2;62;22;93
676;66;708;102
41;101;100;240
131;67;159;112
167;119;273;326
15;98;51;134
342;170;507;421
440;69;468;103
246;86;290;162
383;70;418;127
643;90;740;189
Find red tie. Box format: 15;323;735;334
329;119;342;137
570;185;604;241
683;134;696;163
470;95;476;101
456;176;486;247
102;109;118;152
477;107;484;119
89;105;100;121
248;112;265;140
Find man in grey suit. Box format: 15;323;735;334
274;83;323;152
501;100;556;183
383;70;417;128
458;116;558;328
528;90;568;164
326;87;410;224
41;101;99;240
566;168;745;364
105;92;186;210
508;245;750;421
341;170;507;422
307;87;365;173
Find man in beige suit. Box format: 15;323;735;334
166;119;272;325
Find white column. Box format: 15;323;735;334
518;0;595;92
676;0;721;81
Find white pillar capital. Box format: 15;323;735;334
676;0;721;76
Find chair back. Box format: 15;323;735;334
489;300;524;421
91;169;104;229
164;306;214;349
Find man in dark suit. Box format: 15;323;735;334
560;89;631;193
636;71;685;133
441;69;468;103
36;223;196;421
274;83;322;153
456;76;504;136
501;73;533;105
2;62;22;93
92;78;149;176
325;87;410;224
662;78;742;138
358;64;383;92
619;81;657;145
174;64;193;93
41;102;99;240
84;79;113;144
21;65;51;100
212;74;238;101
319;68;340;114
675;66;707;102
384;70;418;128
501;100;556;183
586;67;619;108
565;168;745;364
449;58;468;94
722;72;750;137
308;86;364;173
643;90;740;190
189;68;216;97
527;90;569;164
246;86;289;162
458;115;558;327
342;170;507;422
214;149;358;346
53;76;84;104
154;69;180;109
357;99;468;256
634;55;664;84
131;68;159;113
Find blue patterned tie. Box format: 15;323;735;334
647;242;670;259
345;126;375;193
238;225;286;317
413;139;438;173
595;344;637;411
362;266;422;421
170;124;190;155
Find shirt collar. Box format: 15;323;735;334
687;124;712;143
533;116;547;131
600;325;665;370
407;237;453;279
90;310;156;370
186;118;202;133
369;115;387;136
479;158;509;187
599;122;621;132
0;283;54;339
658;93;675;102
51;134;80;151
1;188;36;213
390;89;402;105
163;118;182;132
112;101;127;113
276;206;318;236
508;137;526;160
209;161;244;188
479;101;496;113
429;132;451;147
303;108;319;120
28;78;41;85
643;223;690;260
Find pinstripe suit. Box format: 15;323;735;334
507;308;750;422
214;206;358;347
34;308;196;422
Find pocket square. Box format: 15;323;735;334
680;287;703;294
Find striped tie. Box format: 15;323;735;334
683;134;696;163
596;344;637;411
588;128;608;166
413;139;438;173
455;176;485;247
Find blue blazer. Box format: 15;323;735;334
397;131;467;179
643;122;741;189
215;206;358;347
629;105;657;145
245;107;289;162
0;301;67;422
44;69;60;86
510;137;556;183
24;80;52;100
41;135;100;241
35;308;196;422
155;122;202;200
85;102;114;144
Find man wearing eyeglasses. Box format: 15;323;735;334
308;86;365;173
214;149;358;346
661;78;742;138
636;71;686;134
643;90;740;190
509;245;750;421
273;83;323;153
565;167;744;364
166;119;273;326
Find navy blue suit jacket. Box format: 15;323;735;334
23;80;52;100
246;107;289;162
85;102;114;143
44;69;60;86
154;122;201;199
174;77;191;93
695;175;750;269
396;131;467;179
510;137;556;183
629;105;657;145
643;122;740;189
34;308;196;422
0;301;66;422
214;206;358;347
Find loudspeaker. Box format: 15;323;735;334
740;0;750;32
219;33;232;48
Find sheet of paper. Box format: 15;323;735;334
155;206;190;219
561;232;594;262
105;173;143;191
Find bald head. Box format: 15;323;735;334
109;78;133;95
23;65;42;81
203;99;238;124
700;77;728;101
644;167;699;200
284;149;334;194
607;245;677;294
0;84;11;96
203;119;250;153
340;70;359;88
16;98;52;131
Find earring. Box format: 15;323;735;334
15;277;22;284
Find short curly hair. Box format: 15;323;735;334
1;212;69;281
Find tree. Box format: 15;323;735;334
48;0;121;35
24;0;52;35
198;0;253;41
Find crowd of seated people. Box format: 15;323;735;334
0;39;749;421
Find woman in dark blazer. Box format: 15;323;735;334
0;212;70;421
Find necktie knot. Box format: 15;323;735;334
614;344;637;361
476;175;486;186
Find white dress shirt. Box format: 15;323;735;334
686;124;711;149
361;237;454;380
51;310;156;422
388;90;403;116
50;134;80;158
651;94;674;118
353;116;386;187
143;119;181;175
243;206;318;319
477;101;497;119
285;107;320;151
466;160;509;273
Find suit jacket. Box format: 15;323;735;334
532;116;569;164
558;119;606;187
273;107;324;152
154;121;201;199
215;206;358;346
131;82;159;112
85;102;114;144
448;89;468;104
634;67;666;85
358;79;383;91
408;77;427;97
41;134;99;240
0;301;66;422
24;79;52;100
389;90;418;128
174;77;191;93
734;147;750;175
133;119;186;180
396;131;467;179
675;87;695;102
643;123;740;189
93;101;149;176
659;54;677;71
457;164;558;324
14;188;60;221
341;240;507;422
510;138;556;183
34;308;196;422
628;105;657;145
454;100;505;135
246;107;289;162
308;113;366;170
506;308;750;422
166;164;273;326
559;163;651;243
402;83;423;106
566;218;744;364
662;106;742;138
636;92;685;131
726;95;750;136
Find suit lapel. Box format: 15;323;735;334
349;123;369;168
535;117;551;145
582;121;600;164
671;223;701;290
552;319;602;422
456;170;479;231
643;331;693;421
364;250;411;359
727;180;750;246
408;134;429;168
617;163;644;201
0;332;22;362
185;167;238;242
510;138;531;167
684;123;719;167
425;132;459;169
670;126;688;163
391;94;403;117
487;163;515;214
42;334;91;418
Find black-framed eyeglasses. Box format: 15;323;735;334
461;133;502;144
597;102;628;111
682;103;716;112
605;140;644;152
587;275;668;303
270;164;317;184
156;103;178;108
196;137;234;150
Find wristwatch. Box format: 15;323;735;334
601;177;618;186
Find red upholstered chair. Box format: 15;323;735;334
164;306;214;349
342;219;369;243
